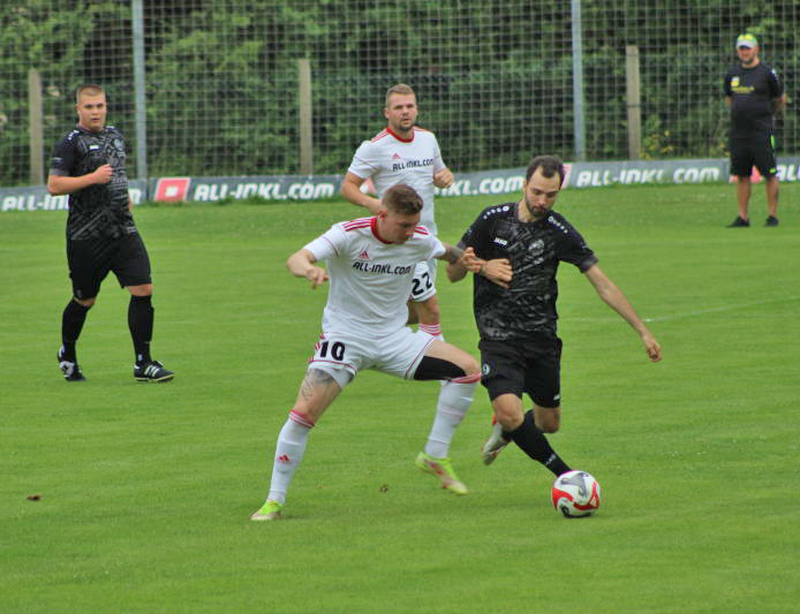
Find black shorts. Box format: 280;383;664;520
479;336;563;408
67;233;152;299
730;134;777;178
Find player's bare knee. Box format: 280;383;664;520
497;411;523;431
128;283;153;297
449;350;478;378
462;355;479;375
492;393;525;430
74;296;95;308
539;421;559;434
494;404;524;431
534;408;560;433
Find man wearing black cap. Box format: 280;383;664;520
723;33;787;227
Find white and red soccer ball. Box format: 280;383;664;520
551;470;601;518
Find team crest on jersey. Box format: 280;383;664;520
731;76;740;87
528;239;545;256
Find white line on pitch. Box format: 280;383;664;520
561;295;799;324
642;296;800;322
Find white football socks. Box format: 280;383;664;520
423;375;478;458
267;410;312;505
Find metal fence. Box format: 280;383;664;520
2;0;797;187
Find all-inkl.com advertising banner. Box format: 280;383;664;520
0;180;148;213
3;158;799;211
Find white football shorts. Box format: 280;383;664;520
409;259;437;303
307;326;435;389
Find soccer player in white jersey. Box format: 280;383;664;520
252;184;480;521
341;83;454;339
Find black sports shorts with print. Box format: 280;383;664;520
730;133;777;178
67;233;151;300
479;335;563;408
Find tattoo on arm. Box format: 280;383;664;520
441;244;464;264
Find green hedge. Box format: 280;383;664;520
1;0;796;185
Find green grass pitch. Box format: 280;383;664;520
1;182;798;613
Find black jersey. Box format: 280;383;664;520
49;125;136;240
459;203;597;341
724;62;783;136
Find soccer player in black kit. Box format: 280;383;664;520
48;84;174;382
724;33;787;227
447;155;661;477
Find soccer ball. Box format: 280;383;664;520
551;470;601;518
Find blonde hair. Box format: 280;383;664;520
75;84;105;103
385;83;416;107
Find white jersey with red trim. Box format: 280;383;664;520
304;217;445;334
347;127;446;235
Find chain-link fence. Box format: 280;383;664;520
2;0;797;187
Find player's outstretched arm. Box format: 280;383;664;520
437;243;465;265
446;256;468;282
442;244;480;282
446;247;512;288
341;172;383;214
286;248;329;289
584;264;662;362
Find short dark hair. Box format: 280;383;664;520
526;155;566;187
382;183;423;215
75;83;105;103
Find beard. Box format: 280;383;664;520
525;197;549;220
391;118;416;132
